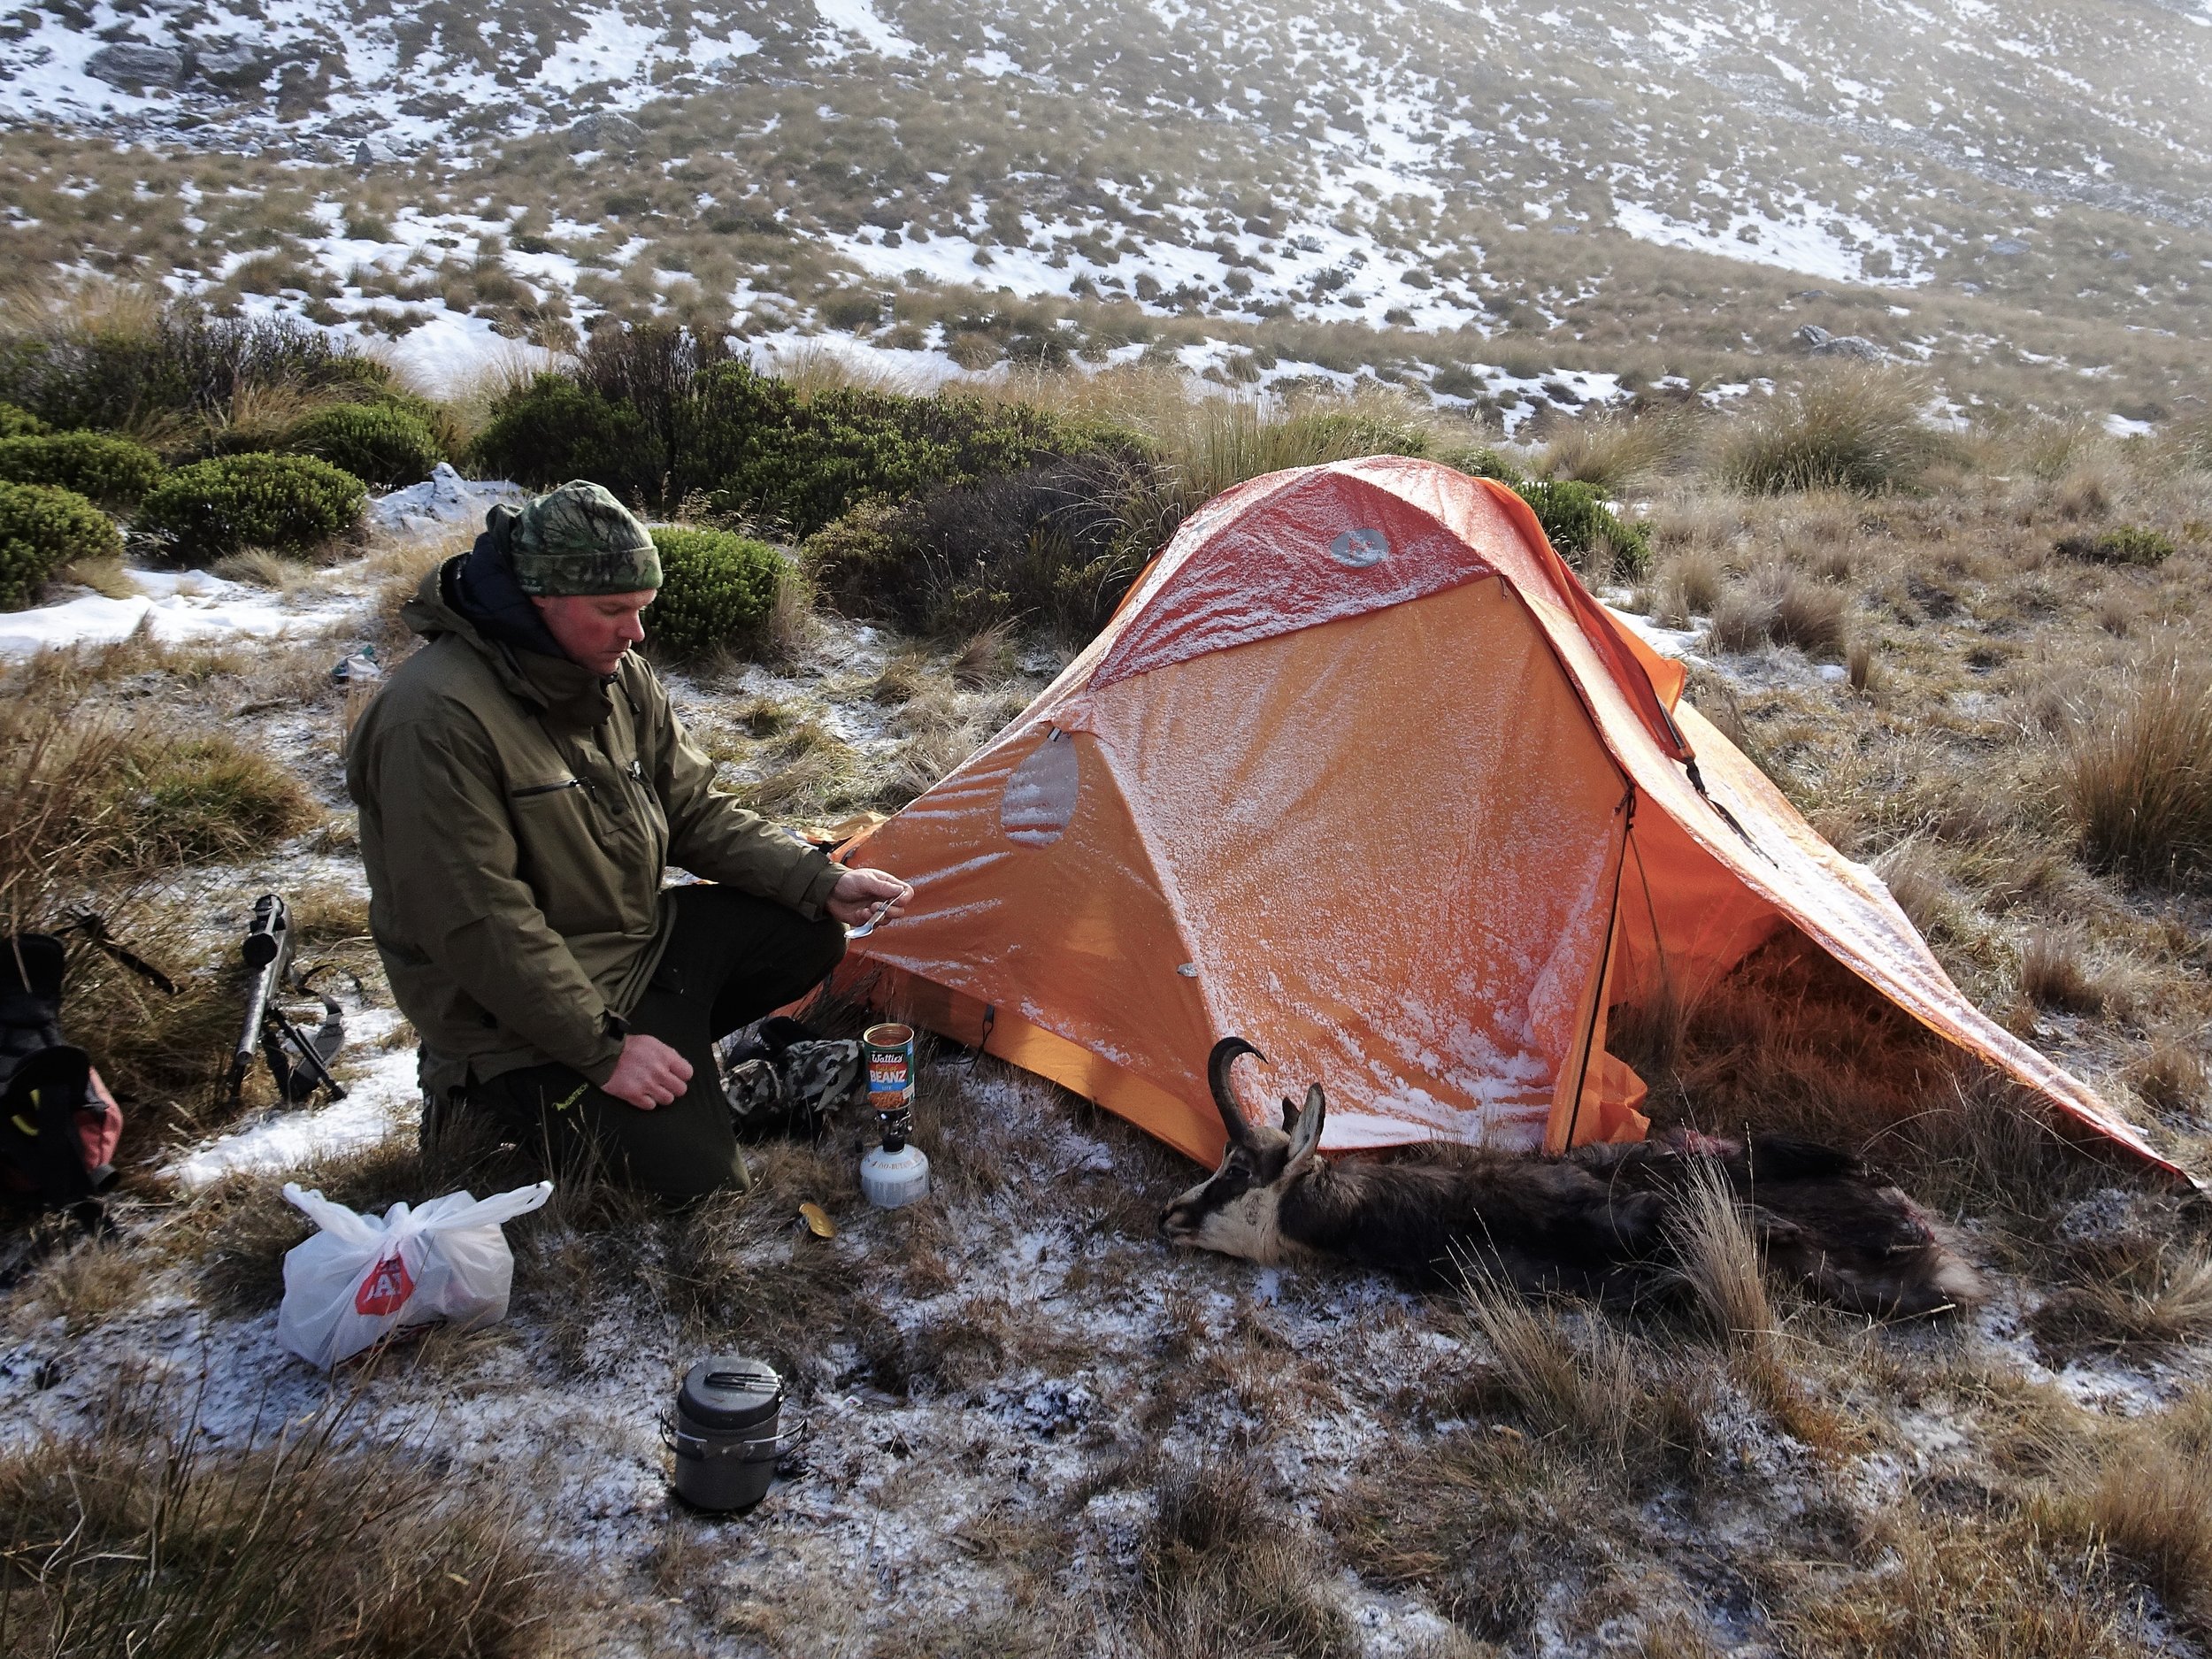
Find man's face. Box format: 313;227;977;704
531;590;656;676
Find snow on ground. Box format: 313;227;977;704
0;567;363;657
168;1008;422;1187
1611;194;1936;288
812;0;919;60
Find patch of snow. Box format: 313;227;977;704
813;0;918;59
0;569;359;658
1612;195;1933;288
169;1008;422;1187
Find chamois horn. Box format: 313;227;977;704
1207;1037;1265;1148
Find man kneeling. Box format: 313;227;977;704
346;481;910;1197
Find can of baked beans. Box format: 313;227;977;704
863;1021;916;1122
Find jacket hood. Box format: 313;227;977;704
403;555;616;728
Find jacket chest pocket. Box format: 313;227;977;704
507;773;629;932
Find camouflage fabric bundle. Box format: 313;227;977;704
720;1017;864;1139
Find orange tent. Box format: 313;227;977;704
832;457;2178;1178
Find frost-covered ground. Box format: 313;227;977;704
3;497;2208;1651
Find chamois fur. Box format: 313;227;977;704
1159;1039;1981;1317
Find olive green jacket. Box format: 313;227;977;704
345;559;840;1094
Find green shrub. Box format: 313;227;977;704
0;431;165;508
643;526;786;660
470;374;659;501
804;456;1148;643
286;403;443;488
687;363;1124;537
1513;479;1654;578
0;481;120;609
1715;369;1942;495
0;304;365;436
137;454;365;562
2054;525;2175;566
0;402;45;438
1442;445;1528;487
475;334;1135;530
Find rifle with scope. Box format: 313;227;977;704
227;894;348;1106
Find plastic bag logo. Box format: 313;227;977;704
1329;527;1390;567
354;1248;414;1316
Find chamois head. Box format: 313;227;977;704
1159;1037;1325;1263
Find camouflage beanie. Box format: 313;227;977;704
506;480;661;596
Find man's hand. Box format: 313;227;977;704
827;865;915;927
603;1033;693;1110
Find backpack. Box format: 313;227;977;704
0;922;157;1208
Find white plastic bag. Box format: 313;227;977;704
276;1179;554;1369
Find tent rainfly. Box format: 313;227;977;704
832;457;2180;1179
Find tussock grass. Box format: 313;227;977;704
1872;838;1954;940
2124;1034;2206;1115
2017;927;2108;1014
2046;1388;2212;1635
1715;368;1945;495
9;1233;147;1333
1329;1425;1600;1643
2063;663;2212;887
1138;1460;1355;1659
0;682;318;918
1540;407;1696;491
654;1136;888;1382
1710;567;1849;659
1655;544;1724;626
2028;1240;2212;1358
1775;1512;2138;1659
0;1384;563;1658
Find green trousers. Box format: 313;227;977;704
460;884;847;1198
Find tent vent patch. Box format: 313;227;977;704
1329;527;1390;567
1002;731;1079;846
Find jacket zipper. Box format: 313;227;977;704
511;778;583;798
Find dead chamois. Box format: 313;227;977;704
1159;1039;1981;1317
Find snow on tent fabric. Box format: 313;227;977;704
832;457;2180;1179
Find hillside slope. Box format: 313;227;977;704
4;0;2210;417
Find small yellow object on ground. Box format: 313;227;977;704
798;1202;836;1239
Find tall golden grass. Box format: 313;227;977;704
2064;663;2212;887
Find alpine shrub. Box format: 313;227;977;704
1513;479;1655;578
0;402;45;438
286;403;444;488
803;454;1146;643
137;453;365;561
470;374;659;502
474;341;1131;529
2054;525;2176;566
643;526;785;661
687;363;1110;537
0;431;165;508
0;304;364;434
1443;446;1528;487
0;481;121;609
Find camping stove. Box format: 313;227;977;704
859;1022;931;1208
